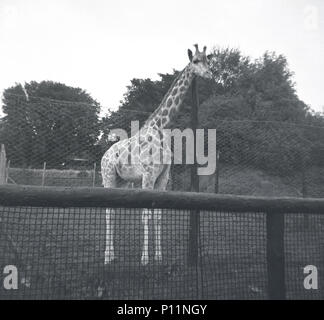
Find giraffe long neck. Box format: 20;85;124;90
144;64;194;129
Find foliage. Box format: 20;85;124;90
101;47;324;176
1;48;323;176
0;81;101;167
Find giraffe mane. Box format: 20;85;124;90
143;67;186;127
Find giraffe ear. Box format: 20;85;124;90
188;49;193;62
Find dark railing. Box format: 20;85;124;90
0;185;323;300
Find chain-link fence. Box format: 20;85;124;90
1;95;323;198
0;186;323;300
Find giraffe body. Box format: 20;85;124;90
101;45;212;265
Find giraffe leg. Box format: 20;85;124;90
153;209;162;263
102;165;117;265
141;173;155;266
141;208;150;266
105;208;115;264
153;165;171;263
104;176;131;265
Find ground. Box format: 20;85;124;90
7;165;324;198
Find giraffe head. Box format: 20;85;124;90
187;44;213;79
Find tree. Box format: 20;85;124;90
0;81;101;168
100;47;323;176
200;50;313;175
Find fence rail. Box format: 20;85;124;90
1;185;324;212
0;185;323;300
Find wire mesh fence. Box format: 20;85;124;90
285;213;324;299
1;94;323;198
1;93;323;300
0;186;323;300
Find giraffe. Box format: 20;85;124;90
101;44;213;265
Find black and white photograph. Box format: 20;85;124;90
0;0;323;309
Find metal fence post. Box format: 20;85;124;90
215;150;220;193
92;162;96;187
41;162;46;186
188;77;200;267
0;144;7;185
301;159;309;229
6;160;10;183
266;211;286;299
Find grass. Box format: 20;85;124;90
7;164;324;198
8;167;100;187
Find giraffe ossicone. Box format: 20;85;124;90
101;44;213;266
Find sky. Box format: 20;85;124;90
0;0;323;116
